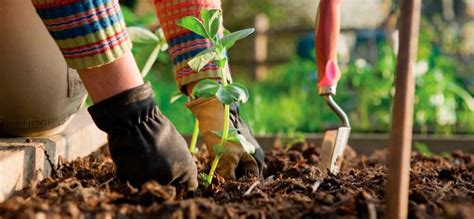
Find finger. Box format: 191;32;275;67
252;148;265;175
236;153;259;178
186;167;199;190
187;177;198;191
216;153;239;180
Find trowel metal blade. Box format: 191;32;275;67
319;127;351;177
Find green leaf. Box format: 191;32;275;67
215;83;249;105
128;27;165;76
133;45;161;77
223;28;231;36
211;129;241;142
176;16;208;38
219;28;255;49
213;144;228;156
227;135;239;142
199;173;211;183
215;58;227;68
141;45;161;77
170;91;184;103
188;49;217;72
128;27;159;48
154;28;168;51
154;27;165;39
216;85;234;104
212;128;241;135
236;134;256;154
225;83;250;103
200;9;221;39
191;79;221;99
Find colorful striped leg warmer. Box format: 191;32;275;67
154;0;230;91
32;0;132;69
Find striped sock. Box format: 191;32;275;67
32;0;132;69
154;0;230;90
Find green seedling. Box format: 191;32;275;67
170;91;200;154
189;119;200;154
199;144;228;186
414;142;433;157
128;27;168;77
177;9;256;186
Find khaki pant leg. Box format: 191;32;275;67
0;0;87;137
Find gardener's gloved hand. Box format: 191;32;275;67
88;83;198;190
187;97;264;180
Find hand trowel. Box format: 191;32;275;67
315;1;351;177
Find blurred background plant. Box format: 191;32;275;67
121;0;473;135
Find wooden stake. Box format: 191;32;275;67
386;0;422;218
254;13;269;81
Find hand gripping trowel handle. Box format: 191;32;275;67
315;0;351;176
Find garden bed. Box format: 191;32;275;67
0;142;472;218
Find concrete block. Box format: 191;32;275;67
0;142;44;201
43;108;107;166
0;108;107;202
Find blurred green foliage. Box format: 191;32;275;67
121;5;156;27
143;39;472;135
414;142;433;157
122;5;473;135
239;38;472;135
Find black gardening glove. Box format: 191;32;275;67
88;83;198;190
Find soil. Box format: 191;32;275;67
0;142;473;218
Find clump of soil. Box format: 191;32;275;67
1;143;473;218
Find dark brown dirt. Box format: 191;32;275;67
1;142;473;218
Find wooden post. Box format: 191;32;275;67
254;13;269;81
386;0;421;218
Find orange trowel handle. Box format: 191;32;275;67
315;0;341;93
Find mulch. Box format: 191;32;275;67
1;142;473;218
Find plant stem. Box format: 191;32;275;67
207;154;221;185
222;74;228;85
206;60;230;186
217;63;231;149
189;118;199;154
219;104;230;147
216;47;228;85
